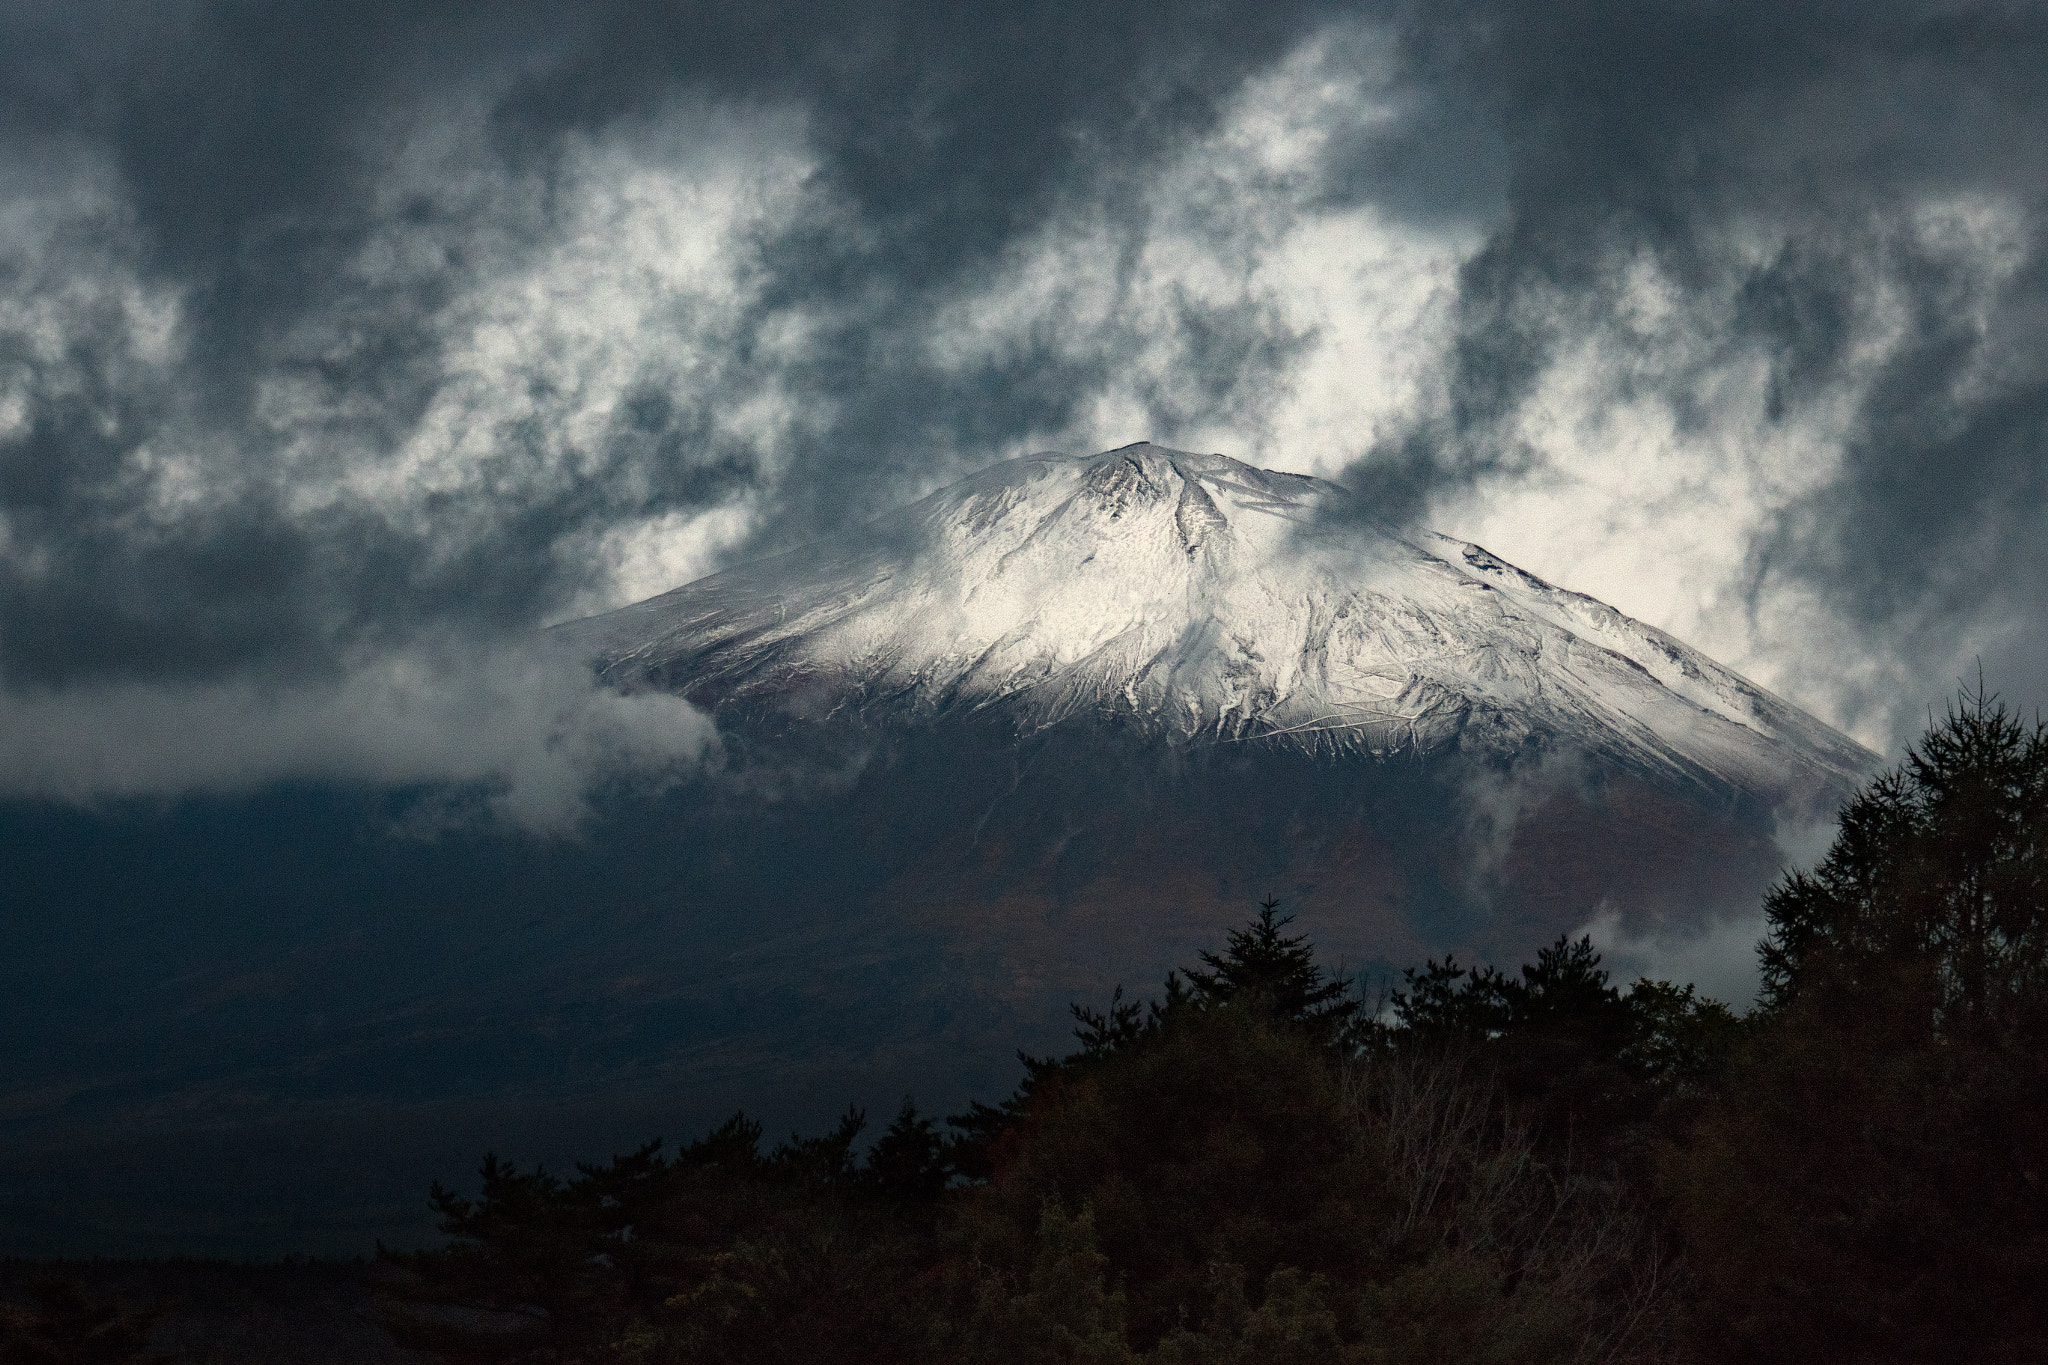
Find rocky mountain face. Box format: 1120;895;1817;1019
562;443;1870;804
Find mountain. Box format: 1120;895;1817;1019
561;442;1870;803
539;441;1880;1079
0;445;1879;1259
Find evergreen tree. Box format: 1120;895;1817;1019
1760;682;2048;1040
1180;898;1363;1047
864;1098;949;1204
1673;686;2048;1364
398;901;1685;1362
950;902;1363;1178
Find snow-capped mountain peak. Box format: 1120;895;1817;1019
558;443;1874;801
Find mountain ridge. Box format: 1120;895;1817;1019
559;442;1875;806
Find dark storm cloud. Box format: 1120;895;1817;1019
520;0;1342;543
5;0;2046;803
0;0;1339;691
1749;228;2048;715
1337;0;2048;746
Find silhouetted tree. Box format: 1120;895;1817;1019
396;902;1687;1362
1761;682;2048;1041
1672;687;2048;1365
1179;897;1364;1047
1384;933;1742;1156
386;1103;940;1362
863;1098;949;1204
941;906;1673;1358
950;901;1366;1179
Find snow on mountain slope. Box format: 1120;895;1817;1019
557;443;1876;802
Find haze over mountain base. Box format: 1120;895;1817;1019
2;715;1797;1257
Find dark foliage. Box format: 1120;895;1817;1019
1760;682;2048;1040
1386;934;1742;1156
1179;897;1365;1048
950;899;1365;1183
384;1105;942;1361
390;689;2048;1362
0;1280;165;1365
395;905;1674;1362
1672;686;2048;1364
938;1002;1668;1361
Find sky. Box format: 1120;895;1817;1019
3;0;2046;831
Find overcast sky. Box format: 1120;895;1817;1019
3;0;2045;824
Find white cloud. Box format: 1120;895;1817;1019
269;94;821;579
0;96;800;823
1409;197;2035;758
2;23;2033;820
0;143;194;516
1578;904;1771;1010
916;21;1476;474
551;496;763;621
0;639;718;835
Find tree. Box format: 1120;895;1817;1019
948;901;1366;1179
1671;686;2048;1364
1389;934;1636;1045
864;1098;949;1204
385;1104;944;1362
394;901;1696;1362
1178;898;1364;1048
1383;934;1742;1156
1760;683;2048;1041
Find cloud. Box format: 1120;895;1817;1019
2;0;2046;810
0;1;1422;809
1328;1;2048;758
1577;717;1875;1009
0;638;718;834
916;22;1478;473
1579;903;1770;1011
0;1;1359;653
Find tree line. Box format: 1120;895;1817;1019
20;690;2033;1363
368;687;2047;1364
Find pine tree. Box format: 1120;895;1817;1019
1180;897;1362;1046
1760;682;2048;1041
1673;684;2048;1364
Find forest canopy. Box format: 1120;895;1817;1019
374;689;2048;1365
